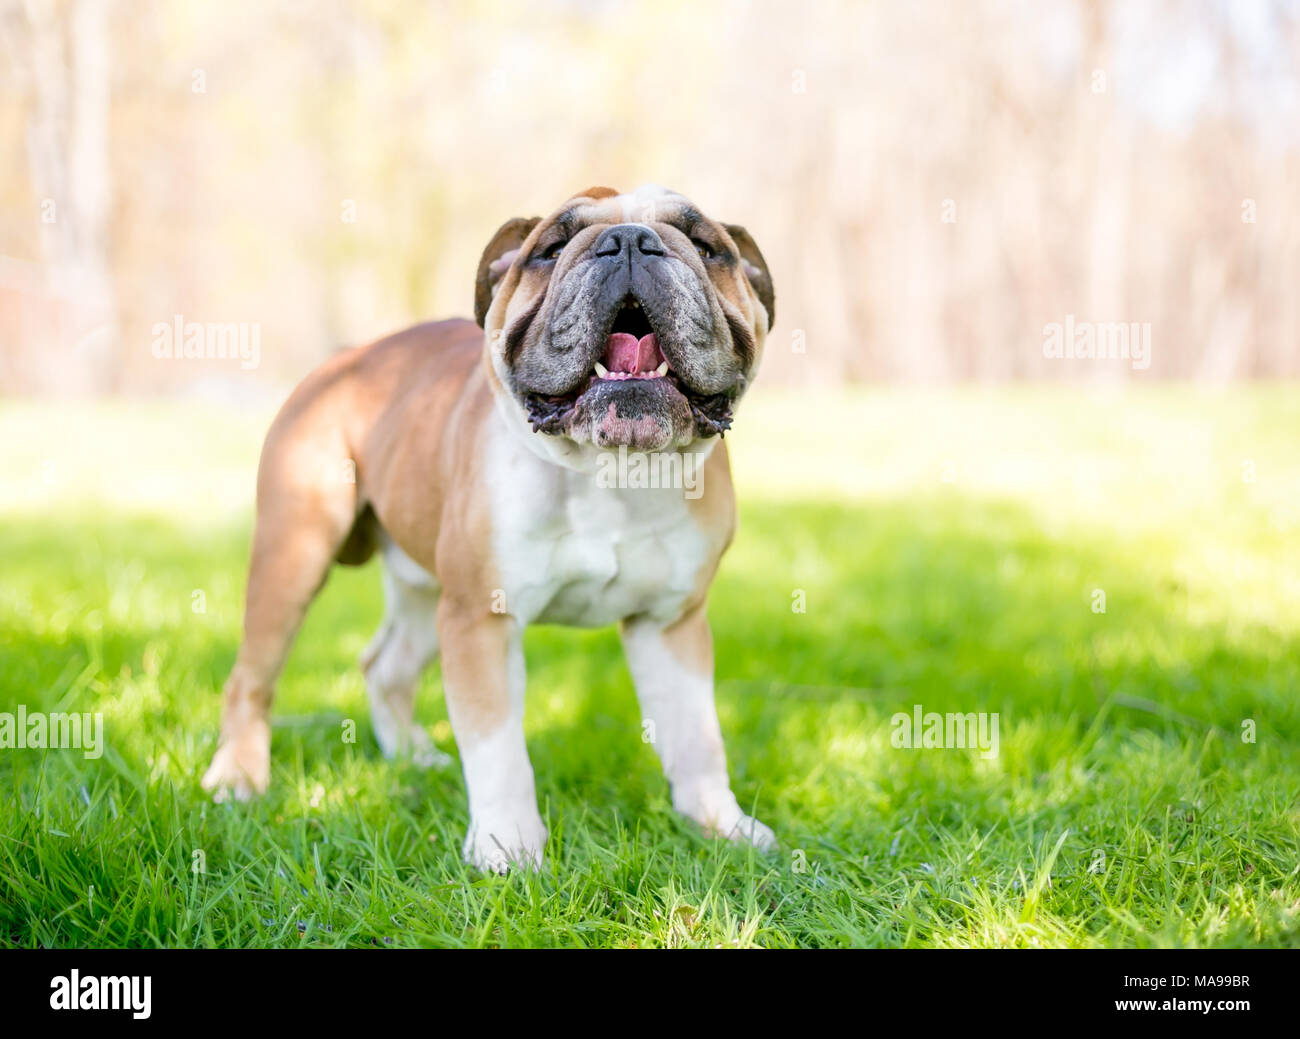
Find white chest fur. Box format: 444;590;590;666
484;413;717;628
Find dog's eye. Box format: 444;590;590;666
540;240;566;262
691;238;715;261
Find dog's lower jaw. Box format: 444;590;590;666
522;382;737;445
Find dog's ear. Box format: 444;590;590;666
475;216;541;328
724;224;775;330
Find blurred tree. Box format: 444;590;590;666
6;0;118;392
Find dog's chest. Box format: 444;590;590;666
487;434;713;628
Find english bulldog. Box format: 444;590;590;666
201;184;776;871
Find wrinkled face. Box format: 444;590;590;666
476;185;774;453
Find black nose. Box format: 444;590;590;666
594;223;666;262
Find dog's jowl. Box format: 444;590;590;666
201;185;776;872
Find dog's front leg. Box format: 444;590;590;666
621;604;776;850
437;600;547;872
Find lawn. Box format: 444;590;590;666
1;386;1298;948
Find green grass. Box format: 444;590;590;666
1;386;1299;947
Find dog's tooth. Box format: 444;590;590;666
655;361;668;376
594;362;609;378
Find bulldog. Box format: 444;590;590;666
201;184;776;871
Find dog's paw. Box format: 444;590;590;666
675;785;777;852
201;727;270;802
409;727;453;770
371;711;452;770
462;810;548;874
722;812;778;852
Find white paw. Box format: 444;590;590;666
410;727;453;770
373;717;452;769
200;727;270;801
674;784;777;852
723;812;778;851
463;810;548;874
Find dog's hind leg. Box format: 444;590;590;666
360;543;450;768
202;399;360;801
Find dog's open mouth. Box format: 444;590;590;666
524;296;734;437
595;297;667;381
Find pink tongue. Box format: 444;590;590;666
604;332;664;374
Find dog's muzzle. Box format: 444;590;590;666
516;224;740;450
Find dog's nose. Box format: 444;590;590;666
594;224;666;261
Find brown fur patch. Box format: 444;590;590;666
578;185;619;199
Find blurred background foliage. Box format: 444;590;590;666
1;0;1298;397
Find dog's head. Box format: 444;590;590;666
476;185;774;453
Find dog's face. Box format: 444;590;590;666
476;185;774;453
